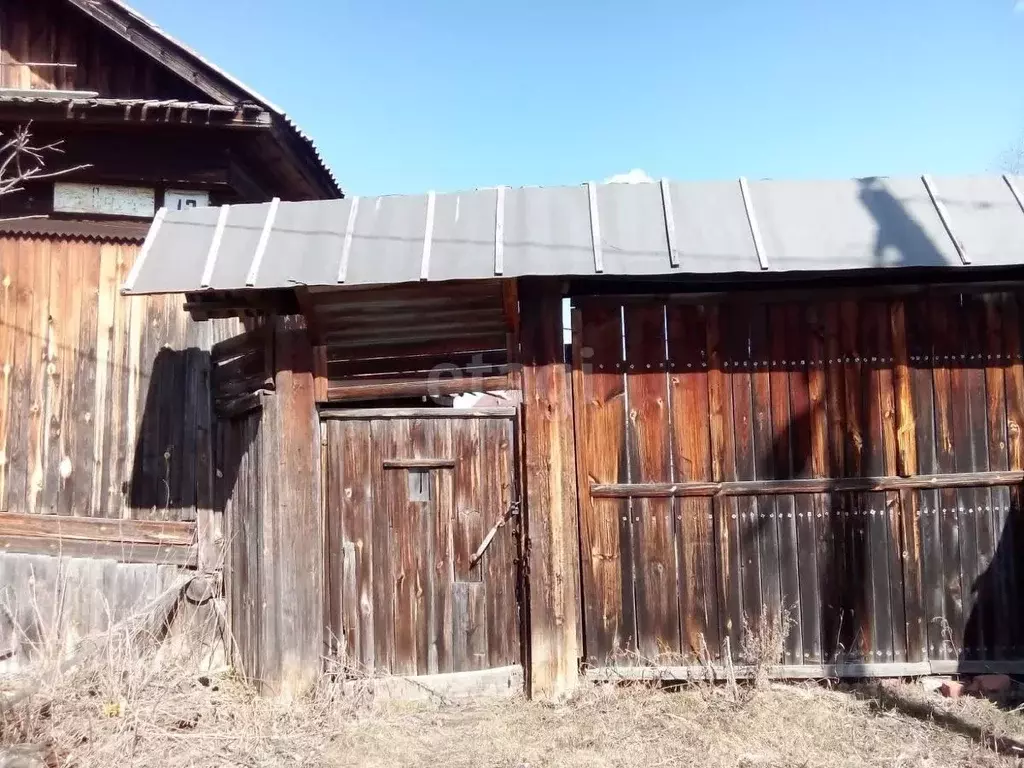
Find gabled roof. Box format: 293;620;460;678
62;0;342;199
123;174;1024;296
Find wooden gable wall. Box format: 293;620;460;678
0;0;207;99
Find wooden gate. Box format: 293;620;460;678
571;290;1024;676
322;408;522;678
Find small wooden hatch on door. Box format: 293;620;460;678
322;408;521;678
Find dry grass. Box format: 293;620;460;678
4;629;1024;768
2;595;1024;767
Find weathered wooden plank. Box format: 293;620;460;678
750;304;782;654
984;294;1014;661
522;280;580;697
88;244;119;516
931;293;962;661
70;243;101;517
37;240;64;517
369;417;396;674
859;301;889;664
667;303;720;661
260;315;324;697
623;303;679;659
5;239;37;515
591;470;1024;497
103;245;138;520
451;418;483;582
891;299;925;663
432;421;455;675
1003;292;1024;659
0;535;196;566
326;373;510;403
823;301;851;661
729;302;763;637
964;295;993;659
0;511;194;544
453;581;488;672
480;417;517;669
572;299;632;664
0;240;19;512
387;418;419;675
705;303;741;660
771;304;801;665
322;408;518;420
799;302;825;665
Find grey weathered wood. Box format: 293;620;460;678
453;581;488;672
0;535;196;566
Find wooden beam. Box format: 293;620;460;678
519;278;580;699
256;315;324;698
326;373;510;403
382;458;456;469
0;535;196;567
0;511;194;545
590;469;1024;499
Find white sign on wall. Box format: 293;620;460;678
165;189;211;211
53;182;156;218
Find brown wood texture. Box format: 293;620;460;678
520;280;580;697
323;412;521;681
572;299;633;665
0;237;240;526
572;290;1024;671
0;0;205;98
623;303;679;660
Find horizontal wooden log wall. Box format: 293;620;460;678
572;289;1024;671
0;235;243;564
309;281;515;403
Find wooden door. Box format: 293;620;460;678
323;409;521;677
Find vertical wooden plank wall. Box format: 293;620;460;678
0;235;238;528
573;288;1024;672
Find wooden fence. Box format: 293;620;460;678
572;288;1024;673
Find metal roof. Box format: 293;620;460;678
122;175;1024;296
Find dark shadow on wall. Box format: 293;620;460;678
741;180;1024;669
127;346;248;524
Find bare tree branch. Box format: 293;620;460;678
0;123;92;209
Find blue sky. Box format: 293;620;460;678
130;0;1024;197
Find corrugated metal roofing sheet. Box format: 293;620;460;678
122;175;1024;296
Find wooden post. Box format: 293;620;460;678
519;278;580;699
257;314;324;697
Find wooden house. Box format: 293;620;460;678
0;0;339;668
126;174;1024;698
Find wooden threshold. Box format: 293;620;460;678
591;470;1024;499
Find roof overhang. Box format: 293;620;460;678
62;0;342;198
122;174;1024;298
